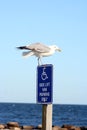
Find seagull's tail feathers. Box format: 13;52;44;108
22;51;34;58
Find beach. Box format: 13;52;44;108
0;122;87;130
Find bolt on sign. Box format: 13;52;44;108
37;64;53;104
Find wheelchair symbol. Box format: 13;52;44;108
41;67;48;80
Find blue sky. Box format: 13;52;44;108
0;0;87;104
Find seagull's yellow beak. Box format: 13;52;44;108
57;48;61;52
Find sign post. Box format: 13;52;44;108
37;64;53;130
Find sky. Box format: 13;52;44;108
0;0;87;105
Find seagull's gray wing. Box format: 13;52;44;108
22;51;34;57
27;43;50;53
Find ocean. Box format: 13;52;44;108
0;103;87;127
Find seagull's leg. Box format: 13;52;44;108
38;57;40;66
40;57;43;65
38;57;42;66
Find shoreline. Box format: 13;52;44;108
0;122;87;130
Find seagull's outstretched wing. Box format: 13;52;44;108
17;46;29;50
17;43;50;53
22;51;34;57
28;43;50;53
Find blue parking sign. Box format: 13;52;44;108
37;64;53;104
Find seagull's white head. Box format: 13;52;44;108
50;45;61;52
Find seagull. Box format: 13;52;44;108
17;42;61;65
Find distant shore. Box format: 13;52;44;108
0;122;87;130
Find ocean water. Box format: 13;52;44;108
0;103;87;127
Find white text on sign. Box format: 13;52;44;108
39;82;50;87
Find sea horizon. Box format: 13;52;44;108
0;102;87;106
